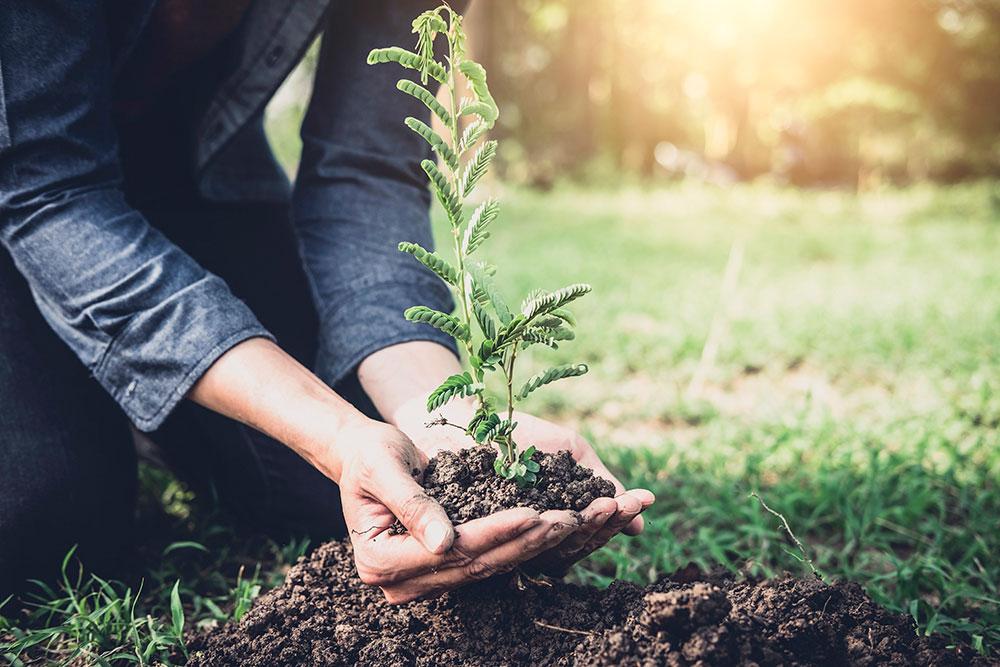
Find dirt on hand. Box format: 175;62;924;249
188;448;993;666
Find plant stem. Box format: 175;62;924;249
444;12;487;421
445;17;472;351
500;345;518;463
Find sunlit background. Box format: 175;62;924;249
458;0;1000;188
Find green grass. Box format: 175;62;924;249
3;182;999;664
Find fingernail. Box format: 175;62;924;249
425;520;452;553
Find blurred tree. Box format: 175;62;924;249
462;0;1000;187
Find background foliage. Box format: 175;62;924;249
456;0;1000;187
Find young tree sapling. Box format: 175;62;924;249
369;4;590;486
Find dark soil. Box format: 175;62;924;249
188;448;993;666
393;447;617;531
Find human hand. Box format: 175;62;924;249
394;398;655;575
331;418;584;603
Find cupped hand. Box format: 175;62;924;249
394;399;655;575
331;419;583;603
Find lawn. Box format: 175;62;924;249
3;182;999;664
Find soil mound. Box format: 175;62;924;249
188;449;992;666
188;540;990;666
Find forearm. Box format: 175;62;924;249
188;337;369;483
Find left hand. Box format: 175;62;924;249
395;397;655;574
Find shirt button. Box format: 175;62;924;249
266;45;283;67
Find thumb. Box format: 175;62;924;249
375;460;455;555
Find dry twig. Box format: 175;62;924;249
750;491;823;580
533;620;594;637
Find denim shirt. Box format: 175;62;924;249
0;0;456;431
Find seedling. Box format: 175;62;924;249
369;4;590;485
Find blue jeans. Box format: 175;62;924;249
0;87;365;595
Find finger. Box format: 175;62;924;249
382;509;581;604
374;463;455;555
361;507;541;584
580;491;644;552
620;489;655;536
548;497;617;557
622;514;645;536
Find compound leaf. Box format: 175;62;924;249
473;300;496;339
396;80;452;127
460;140;497;197
474;412;501;443
460;120;489;154
462;199;499;255
516;363;589;401
469;263;512;324
521;283;592;321
426;372;483;411
398;241;458;286
404;306;470;342
458;60;498;127
367;47;446;84
406;117;459;172
421;159;462;226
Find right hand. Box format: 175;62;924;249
331;418;583;604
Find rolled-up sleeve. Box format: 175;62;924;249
0;1;272;431
293;0;465;387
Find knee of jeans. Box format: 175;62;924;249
0;447;136;593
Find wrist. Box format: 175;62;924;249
357;340;467;426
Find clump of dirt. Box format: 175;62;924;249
188;540;990;666
396;447;616;531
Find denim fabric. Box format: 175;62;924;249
0;0;458;431
0;151;361;593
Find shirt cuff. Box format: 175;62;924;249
315;277;458;388
93;275;275;431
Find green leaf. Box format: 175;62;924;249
162;541;209;557
520;324;575;350
405;117;459;172
460;120;489;154
493;455;508;476
396;80;452;126
460;140;497;197
469;263;512;324
426;372;484;411
169;581;184;637
404;306;470;342
398;241;458;286
474;412;501;443
411;9;448;84
550;308;577;327
493;314;528;351
516;363;589;401
421;159;462;226
367;47;446;84
515;469;537;487
521;283;592;321
462;199;499;255
473;300;496;339
458;60;499;127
